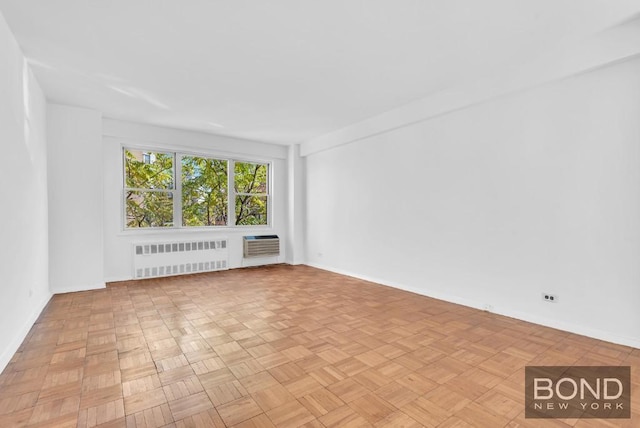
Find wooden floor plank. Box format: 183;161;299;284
0;265;637;427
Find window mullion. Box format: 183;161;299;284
228;159;235;226
174;153;182;228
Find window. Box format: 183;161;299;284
123;148;270;229
182;156;228;226
235;162;269;226
124;149;174;228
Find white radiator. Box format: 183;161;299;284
243;235;280;258
133;238;228;279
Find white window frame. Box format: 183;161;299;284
122;146;273;231
230;159;272;227
123;149;176;228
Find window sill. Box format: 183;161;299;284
117;225;274;237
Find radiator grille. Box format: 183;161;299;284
243;235;280;258
133;238;228;279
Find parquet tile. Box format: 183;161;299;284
123;387;167;415
375;380;420;408
251;384;295;412
163;376;204;402
348;393;395;424
175;407;225;427
375;411;423;427
122;374;162;397
283;375;324;398
205;379;248;407
28;395;80;426
0;264;637;427
0;391;39;415
124;403;172;428
327;378;370;403
265;400;315;427
318;404;370;427
167;390;213;421
79;383;122;409
77;398;125;428
308;365;345;387
216;396;263;426
232;412;276;428
298;388;344;418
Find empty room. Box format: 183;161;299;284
1;1;639;427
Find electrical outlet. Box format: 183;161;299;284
542;293;558;303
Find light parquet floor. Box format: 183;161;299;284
0;265;638;427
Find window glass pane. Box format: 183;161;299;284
235;195;268;225
125;190;174;228
234;162;268;194
181;156;228;226
125;149;174;189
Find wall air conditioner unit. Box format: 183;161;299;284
243;235;280;258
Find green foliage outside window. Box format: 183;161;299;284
124;150;174;228
124;149;269;228
235;162;268;225
182;156;228;226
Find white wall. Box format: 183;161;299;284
286;144;306;265
0;12;51;371
48;104;105;293
305;57;640;348
102;119;290;281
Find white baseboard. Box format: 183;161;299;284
0;293;52;374
307;262;640;350
104;276;133;284
50;282;106;294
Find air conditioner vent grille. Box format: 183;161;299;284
243;235;280;258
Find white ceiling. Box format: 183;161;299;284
1;0;639;145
